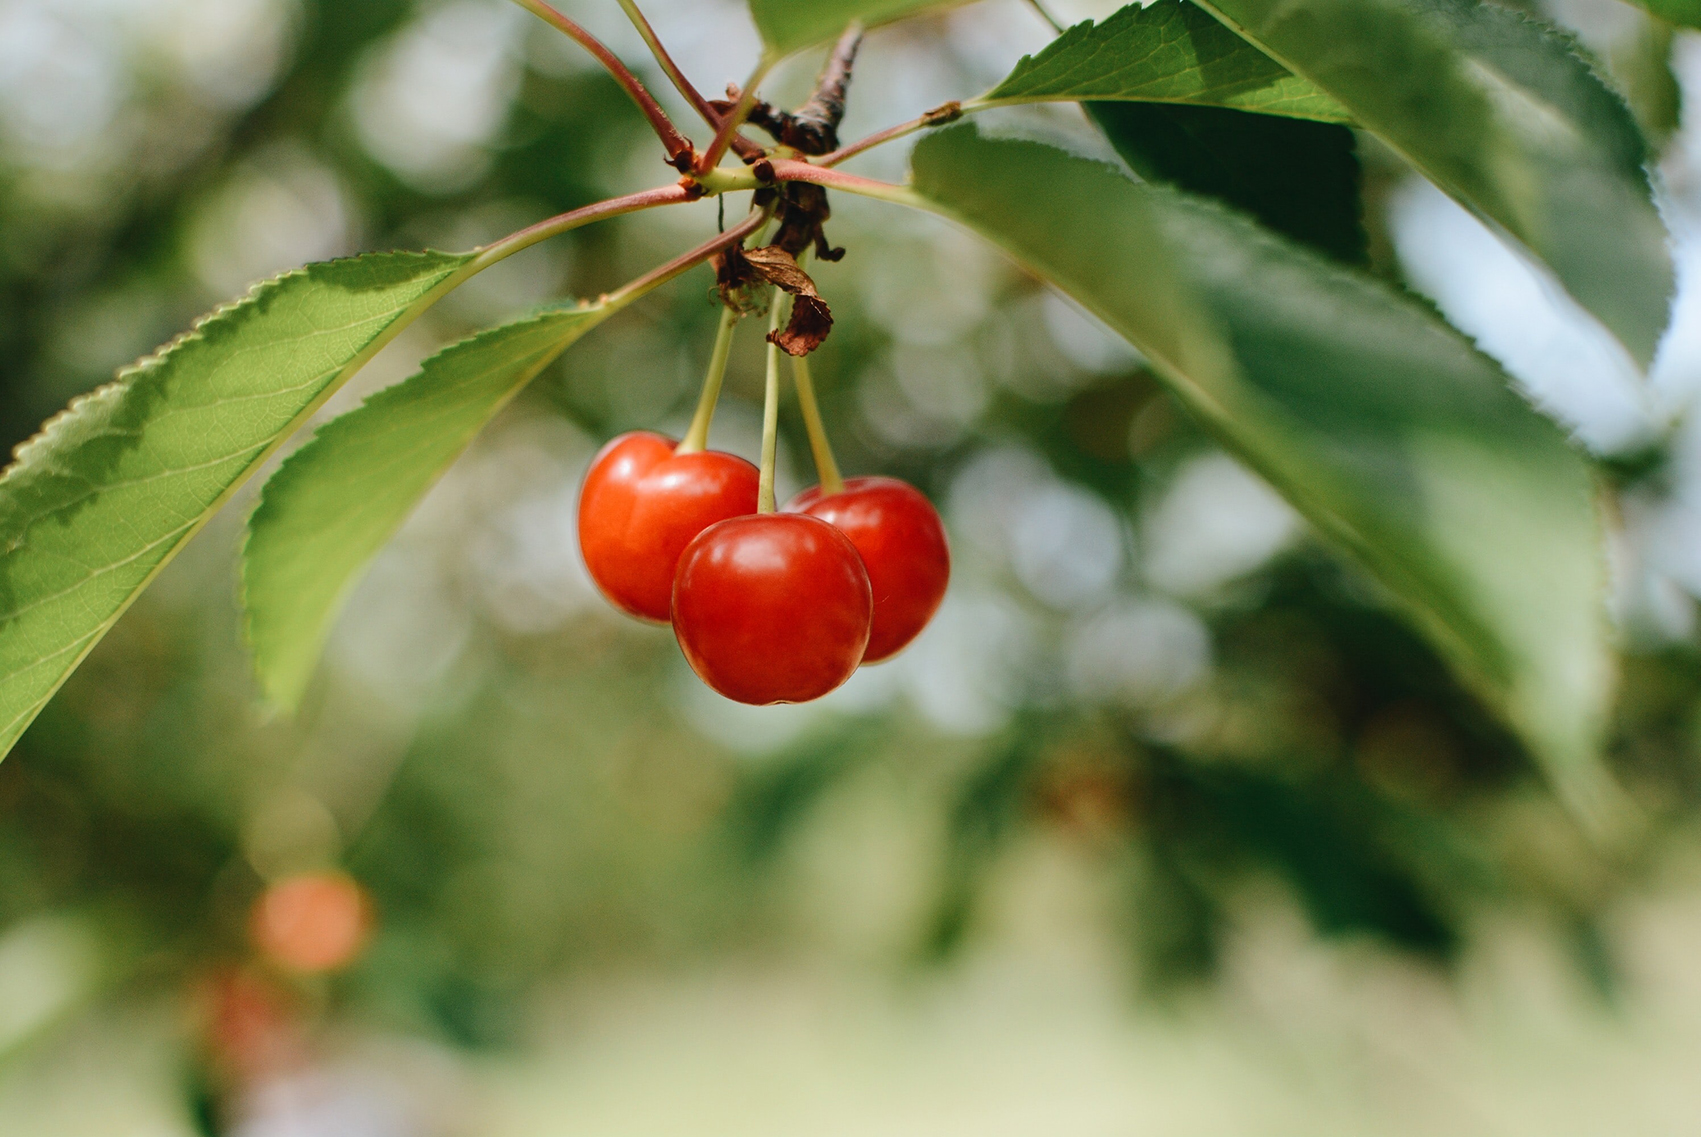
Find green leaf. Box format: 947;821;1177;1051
1192;0;1673;368
909;125;1617;827
1626;0;1701;30
0;251;470;760
242;302;614;709
748;0;965;57
983;0;1350;123
1089;102;1365;263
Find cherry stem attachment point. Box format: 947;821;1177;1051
508;0;695;168
678;305;740;454
698;57;772;173
758;289;785;513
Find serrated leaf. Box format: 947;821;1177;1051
0;251;471;760
1192;0;1672;368
748;0;967;56
983;0;1349;123
1089;102;1365;262
909;125;1617;827
243;302;614;709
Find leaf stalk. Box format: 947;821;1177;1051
508;0;696;168
468;182;694;273
820;102;964;167
615;0;721;131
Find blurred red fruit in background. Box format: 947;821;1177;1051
249;871;373;974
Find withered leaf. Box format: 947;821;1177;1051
741;246;817;294
712;244;767;315
771;295;833;356
741;245;835;355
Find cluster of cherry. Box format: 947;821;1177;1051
577;431;949;704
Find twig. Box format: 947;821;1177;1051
508;0;696;170
698;57;773;173
801;25;863;138
747;24;864;155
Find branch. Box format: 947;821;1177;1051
697;58;773;173
795;24;863;149
509;0;696;170
744;24;864;156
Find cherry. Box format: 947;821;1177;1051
578;431;759;622
249;871;372;973
672;513;872;704
787;477;949;662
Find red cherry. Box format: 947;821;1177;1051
249;871;372;974
672;513;872;704
787;477;950;662
579;431;759;622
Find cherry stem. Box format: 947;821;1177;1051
508;0;695;169
785;251;845;495
614;0;721;131
790;352;844;496
698;57;772;173
757;289;784;513
677;305;740;454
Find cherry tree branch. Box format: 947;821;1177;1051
697;58;773;173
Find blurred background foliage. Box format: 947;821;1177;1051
7;0;1701;1132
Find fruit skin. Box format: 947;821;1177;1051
578;431;759;622
673;513;872;705
788;477;950;662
